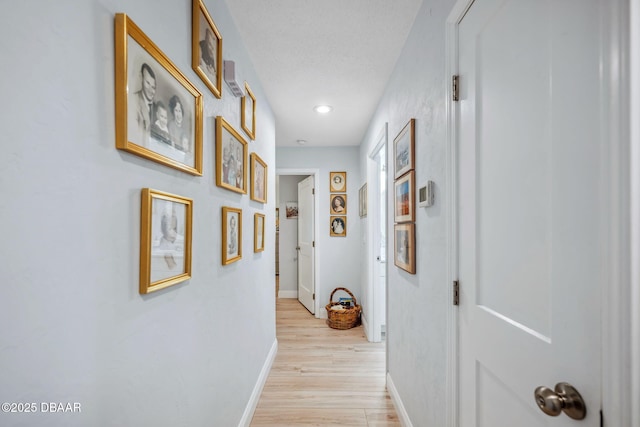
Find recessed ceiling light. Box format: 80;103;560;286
296;139;307;145
313;105;333;114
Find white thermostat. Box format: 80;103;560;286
418;181;435;207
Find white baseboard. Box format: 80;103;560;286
387;372;413;427
238;339;278;427
278;290;298;298
362;312;371;341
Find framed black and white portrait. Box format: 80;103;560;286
192;0;223;98
222;206;242;265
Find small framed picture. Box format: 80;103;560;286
330;216;347;237
285;202;298;219
192;0;223;98
330;171;347;192
250;152;267;203
216;116;248;194
115;14;203;176
222;206;242;265
394;223;415;274
139;188;193;294
241;82;256;140
394;171;415;223
394;118;415;179
359;183;367;218
254;213;265;253
330;194;347;215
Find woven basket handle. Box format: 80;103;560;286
329;287;357;306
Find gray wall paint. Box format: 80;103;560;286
0;1;275;426
359;1;456;425
277;175;308;296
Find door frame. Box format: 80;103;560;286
445;0;635;425
277;168;321;317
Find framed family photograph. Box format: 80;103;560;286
254;213;265;253
359;183;367;218
222;206;242;265
394;223;415;274
394;118;415;179
330;171;347;192
115;14;203;176
241;82;256;140
216;116;248;194
139;188;193;294
250;152;267;203
192;0;223;98
394;171;415;223
285;202;298;219
330;216;347;237
330;194;347;215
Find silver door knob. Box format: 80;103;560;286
534;382;586;420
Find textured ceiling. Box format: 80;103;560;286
225;0;424;147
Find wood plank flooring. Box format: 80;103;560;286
250;298;399;427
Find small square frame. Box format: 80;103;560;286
241;82;256;140
394;170;415;223
216;116;248;194
222;206;242;265
250;152;267;203
285;202;298;219
330;171;347;192
394;118;415;179
192;0;223;98
330;216;347;237
394;222;415;274
254;213;265;253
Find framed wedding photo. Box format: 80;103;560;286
115;14;203;176
241;82;256;140
222;206;242;265
139;188;193;294
192;0;223;98
330;216;347;237
394;223;415;274
330;171;347;192
254;213;265;253
394;118;415;179
330;194;347;215
250;152;267;203
216;116;248;194
394;171;415;223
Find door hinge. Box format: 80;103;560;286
312;188;315;195
453;281;460;305
600;409;603;427
313;293;315;300
312;241;315;248
452;75;460;102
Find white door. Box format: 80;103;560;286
297;176;315;314
369;137;387;342
458;0;602;425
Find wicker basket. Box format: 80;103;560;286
325;287;361;330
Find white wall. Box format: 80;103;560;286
359;1;456;425
0;1;275;426
277;175;307;297
277;147;361;316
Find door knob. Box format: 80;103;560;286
534;382;586;420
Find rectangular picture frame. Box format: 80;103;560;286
250;152;267;203
140;188;193;294
394;118;415;179
254;213;265;253
115;14;203;176
285;202;298;219
330;194;347;215
192;0;223;99
394;222;415;274
330;216;347;237
241;82;256;140
330;171;347;193
394;170;415;223
216;116;248;194
222;206;242;265
359;183;367;218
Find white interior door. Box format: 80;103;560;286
369;138;387;343
458;0;602;425
297;175;315;314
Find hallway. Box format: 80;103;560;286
250;299;399;426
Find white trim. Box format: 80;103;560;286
361;311;370;339
386;373;413;427
238;339;278;427
277;290;298;299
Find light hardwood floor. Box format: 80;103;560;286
250;298;400;427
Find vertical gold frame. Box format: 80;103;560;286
254;213;265;253
140;188;193;294
394;118;415;179
222;206;242;265
250;152;268;203
241;82;256;140
329;171;347;192
330;216;347;237
216;116;248;194
330;194;347;215
394;223;416;274
192;0;223;98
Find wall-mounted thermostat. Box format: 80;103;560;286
223;60;245;97
418;181;435;207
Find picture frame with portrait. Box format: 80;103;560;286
115;14;203;176
330;216;347;237
241;82;256;140
192;0;223;98
330;171;347;193
216;116;248;194
222;206;242;265
394;222;415;274
394;118;415;179
250;152;267;203
359;183;367;218
139;188;193;294
254;213;265;253
330;194;347;215
394;171;415;223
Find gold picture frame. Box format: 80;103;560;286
241;82;256;140
330;171;347;192
394;223;415;274
115;14;203;176
216;116;248;194
394;118;415;179
394;171;415;223
192;0;223;98
140;188;193;294
330;216;347;237
330;194;347;215
359;183;367;218
254;213;265;253
222;206;242;265
250;152;267;203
